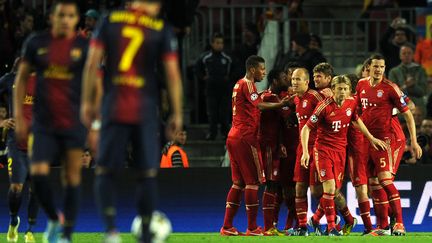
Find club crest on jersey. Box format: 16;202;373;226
377;89;384;98
251;93;258;101
310;115;318;123
346;108;352;116
302;100;308;108
221;59;227;65
70;48;82;61
320;169;326;177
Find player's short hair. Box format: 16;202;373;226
293;67;309;81
344;73;359;92
283;61;302;73
369;53;385;61
400;43;415;52
331;75;351;90
51;0;79;13
267;68;283;88
313;62;334;77
211;32;224;42
246;55;265;70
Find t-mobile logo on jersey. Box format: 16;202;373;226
332;120;342;132
361;98;368;109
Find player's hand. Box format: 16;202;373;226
300;152;309;169
165;113;183;141
370;137;388;151
0;118;15;129
320;88;333;97
14;116;28;143
80;101;95;129
411;141;423;159
280;144;287;158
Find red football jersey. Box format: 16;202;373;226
356;77;409;139
306;97;359;151
294;89;325;145
280;91;299;150
258;90;281;146
229;78;262;141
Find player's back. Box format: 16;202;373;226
93;7;177;124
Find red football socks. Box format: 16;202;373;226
245;187;259;230
321;193;336;230
371;185;389;229
381;178;403;224
295;197;308;228
262;191;276;231
223;186;243;228
358;200;373;231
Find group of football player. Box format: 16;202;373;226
220;54;422;237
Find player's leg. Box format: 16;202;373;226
132;120;162;243
7;143;26;242
377;170;405;235
61;148;84;241
25;179;39;242
30;130;61;242
221;138;244;235
333;152;355;235
355;184;373;234
263;180;279;234
321;179;340;235
20;149;39;242
95;123;130;240
241;140;264;235
349;141;373;234
261;145;281;234
279;153;296;231
293;145;309;234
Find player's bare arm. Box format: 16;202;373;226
81;45;104;128
300;124;311;169
163;58;184;140
352;118;387;151
401;110;422;159
13;60;32;142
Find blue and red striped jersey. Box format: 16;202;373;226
91;7;178;124
21;31;88;129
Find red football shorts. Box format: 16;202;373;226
294;144;318;186
227;136;265;185
313;146;346;189
260;143;280;182
391;136;405;175
365;136;395;177
279;146;296;187
347;137;368;187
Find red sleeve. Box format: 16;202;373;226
388;83;409;113
243;81;261;107
306;100;327;129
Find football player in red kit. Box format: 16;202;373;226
258;68;289;235
356;54;422;236
221;56;290;236
301;75;387;236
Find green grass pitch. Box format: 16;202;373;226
1;232;432;242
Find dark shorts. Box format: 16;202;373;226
30;122;87;164
8;139;30;184
97;120;160;170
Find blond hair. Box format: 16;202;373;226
331;75;351;90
